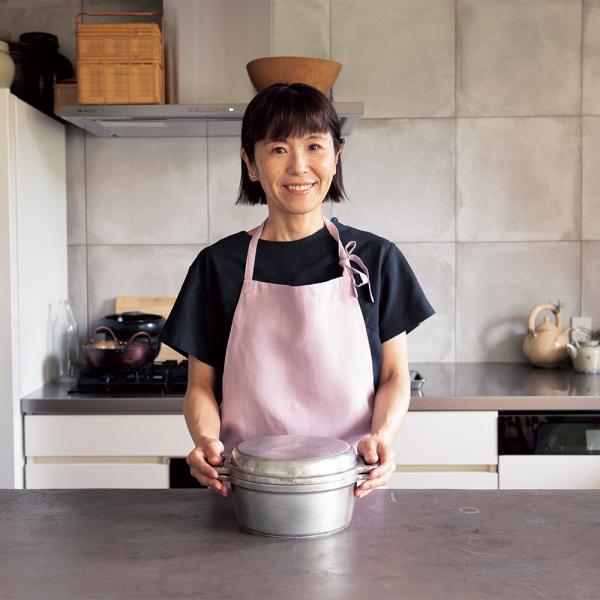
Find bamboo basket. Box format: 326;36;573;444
76;11;165;105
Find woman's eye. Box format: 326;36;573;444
270;143;321;154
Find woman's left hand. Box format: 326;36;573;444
355;435;396;498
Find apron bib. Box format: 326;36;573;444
220;215;376;455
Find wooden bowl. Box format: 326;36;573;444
246;56;342;94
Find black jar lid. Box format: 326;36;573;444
19;32;59;49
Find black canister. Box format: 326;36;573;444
18;32;74;114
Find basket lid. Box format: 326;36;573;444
229;435;358;480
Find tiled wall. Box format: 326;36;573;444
5;0;600;363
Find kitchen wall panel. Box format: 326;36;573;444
582;117;600;239
67;245;88;345
331;0;455;117
86;244;206;335
163;0;271;104
457;242;581;362
582;242;600;330
457;117;581;242
66;126;86;246
271;0;330;58
398;243;454;363
85;136;208;245
457;0;581;116
583;0;600;114
332;118;455;242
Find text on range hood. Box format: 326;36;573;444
59;103;364;138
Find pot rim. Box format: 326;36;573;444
218;453;377;488
229;473;359;493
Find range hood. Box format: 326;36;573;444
59;102;364;138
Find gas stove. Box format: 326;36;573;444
67;360;188;395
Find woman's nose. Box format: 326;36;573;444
287;149;310;174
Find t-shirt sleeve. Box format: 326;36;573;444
158;249;217;366
378;243;436;342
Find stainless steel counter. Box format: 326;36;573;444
20;362;600;414
1;489;599;599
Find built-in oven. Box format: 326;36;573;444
169;457;206;488
498;411;600;489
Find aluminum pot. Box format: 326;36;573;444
215;434;378;538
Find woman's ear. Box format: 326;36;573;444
241;148;259;181
335;141;344;165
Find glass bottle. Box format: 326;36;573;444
52;300;80;383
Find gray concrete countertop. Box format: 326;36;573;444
21;362;600;414
1;489;599;600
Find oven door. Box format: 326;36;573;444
498;412;600;489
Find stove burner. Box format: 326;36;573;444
68;360;189;395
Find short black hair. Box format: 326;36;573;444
236;83;348;205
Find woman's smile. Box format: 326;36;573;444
284;182;317;195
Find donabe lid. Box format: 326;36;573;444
229;435;358;480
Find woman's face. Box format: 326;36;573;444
241;131;343;215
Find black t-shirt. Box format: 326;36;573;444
159;217;435;404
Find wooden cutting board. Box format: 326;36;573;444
115;295;183;362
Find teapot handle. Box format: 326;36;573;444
527;303;561;337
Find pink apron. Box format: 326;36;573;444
220;215;376;456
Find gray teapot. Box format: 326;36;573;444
566;340;600;374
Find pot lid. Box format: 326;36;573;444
19;32;59;48
229;435;358;479
104;311;164;323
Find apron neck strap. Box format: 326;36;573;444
244;216;374;304
244;215;343;282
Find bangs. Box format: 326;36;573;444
257;92;331;143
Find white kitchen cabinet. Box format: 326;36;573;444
499;455;600;489
26;461;169;489
389;411;499;489
24;412;500;489
389;470;498;490
24;414;189;489
0;90;67;489
25;414;190;456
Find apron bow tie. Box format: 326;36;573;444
339;240;374;303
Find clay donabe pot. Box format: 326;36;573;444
97;311;165;356
215;435;378;538
83;326;155;372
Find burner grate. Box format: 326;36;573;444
68;360;189;395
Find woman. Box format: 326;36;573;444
159;83;435;499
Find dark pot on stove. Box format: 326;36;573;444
97;311;165;356
83;326;156;372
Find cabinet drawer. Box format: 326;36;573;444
499;456;600;489
25;461;169;489
394;411;498;465
25;415;190;456
388;470;498;490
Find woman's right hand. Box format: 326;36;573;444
186;436;229;497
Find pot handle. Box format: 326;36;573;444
126;331;152;346
214;459;231;482
355;456;379;481
90;326;118;342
